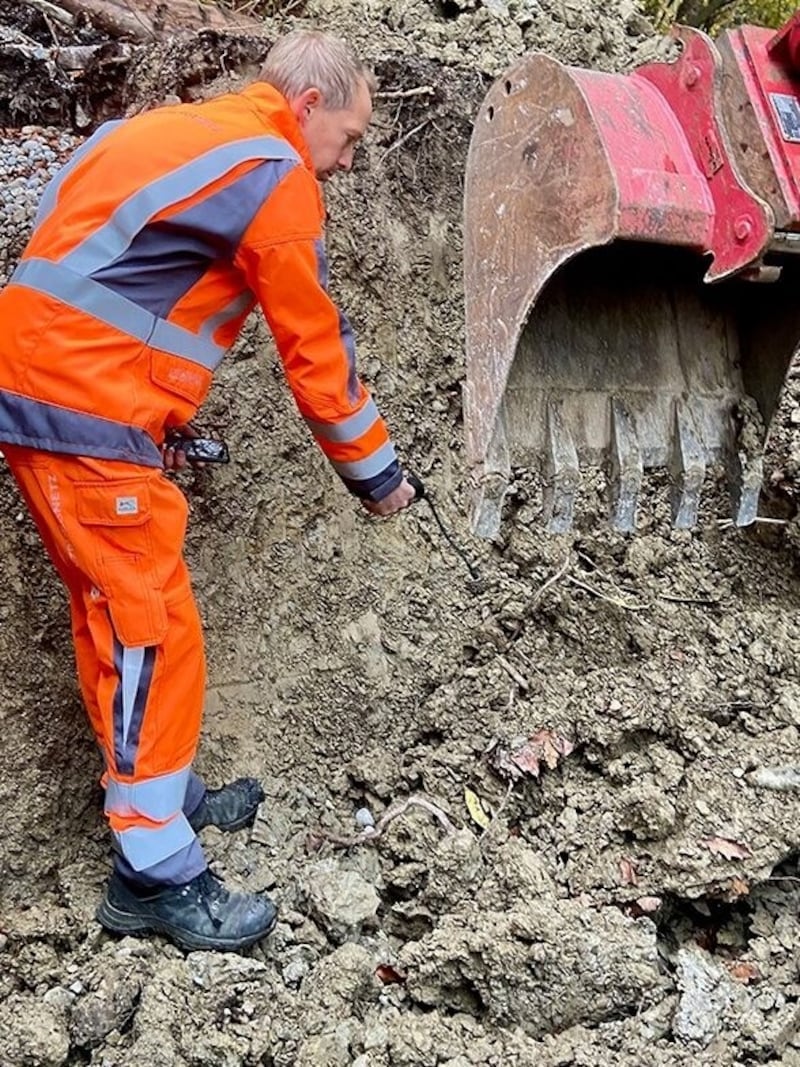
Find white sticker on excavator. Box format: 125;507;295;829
770;93;800;143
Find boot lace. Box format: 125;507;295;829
191;869;230;928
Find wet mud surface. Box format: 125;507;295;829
1;2;800;1065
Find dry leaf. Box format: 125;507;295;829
729;877;750;897
305;832;324;853
489;730;575;782
619;857;639;887
510;747;541;778
725;961;762;984
464;787;491;830
375;964;406;985
634;896;662;914
700;836;753;861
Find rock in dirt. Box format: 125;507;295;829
301;859;381;943
298;943;380;1030
673;945;751;1047
69;967;141;1048
421;827;485;909
0;992;70;1066
296;1018;362;1067
186;949;269;987
401;901;664;1037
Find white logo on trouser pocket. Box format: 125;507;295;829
115;496;139;516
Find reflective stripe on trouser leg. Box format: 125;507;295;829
183;769;206;819
105;766;205;884
2;446;208;885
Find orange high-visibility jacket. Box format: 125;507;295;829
0;84;401;501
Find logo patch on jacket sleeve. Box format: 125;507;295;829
115;496;139;516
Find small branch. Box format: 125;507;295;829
376;85;436;100
20;0;75;25
0;37;50;63
310;794;457;850
481;781;514;840
506;551;571;645
379;116;435;165
746;766;800;791
717;516;788;530
658;593;719;606
56;0;155;41
497;655;529;692
531;553;572;609
54;43;106;69
564;574;645;611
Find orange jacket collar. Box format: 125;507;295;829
239;82;315;174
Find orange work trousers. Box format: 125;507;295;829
4;445;207;885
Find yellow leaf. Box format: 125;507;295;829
464;787;491;830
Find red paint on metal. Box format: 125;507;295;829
635;28;772;280
726;24;800;228
767;10;800;68
570;67;716;248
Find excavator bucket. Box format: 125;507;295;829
464;19;800;536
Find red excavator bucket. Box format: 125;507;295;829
464;21;800;535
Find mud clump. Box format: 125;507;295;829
2;2;800;1066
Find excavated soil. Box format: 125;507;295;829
2;1;800;1065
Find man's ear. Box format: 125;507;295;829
290;87;322;127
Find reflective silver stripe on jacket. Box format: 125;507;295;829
35;120;124;228
11;259;226;370
305;397;381;444
330;440;398;481
63;136;300;275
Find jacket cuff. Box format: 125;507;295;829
341;459;403;502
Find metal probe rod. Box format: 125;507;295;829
406;473;480;579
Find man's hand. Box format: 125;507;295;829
162;424;200;471
362;477;417;517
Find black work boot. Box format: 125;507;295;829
96;869;277;953
187;777;265;833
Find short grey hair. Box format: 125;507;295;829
260;30;377;110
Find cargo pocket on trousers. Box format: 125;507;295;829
75;478;169;647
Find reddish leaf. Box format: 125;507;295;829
725;961;762;984
489;730;575;782
634;895;662;914
700;836;753;861
619;857;639;887
510;746;541;778
375;964;406;985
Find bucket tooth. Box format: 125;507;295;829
472;470;511;539
726;397;765;527
669;401;707;529
609;398;642;533
471;411;511;539
543;399;579;533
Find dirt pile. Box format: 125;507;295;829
2;1;800;1066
